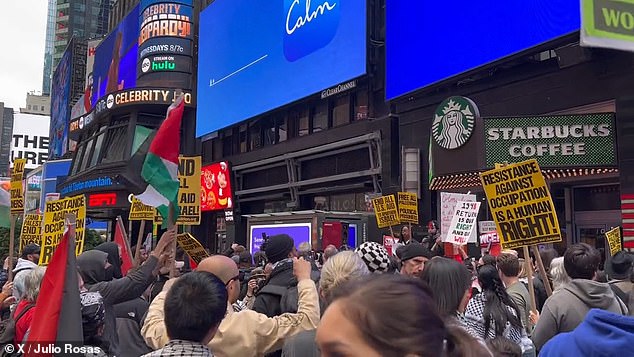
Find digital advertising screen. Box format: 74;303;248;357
50;48;72;159
91;5;140;107
201;161;233;211
249;223;312;255
385;0;580;100
196;0;367;137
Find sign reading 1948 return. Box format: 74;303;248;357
484;113;615;168
480;159;561;249
154;156;201;225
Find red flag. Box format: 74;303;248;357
25;218;82;356
189;256;198;270
114;216;134;276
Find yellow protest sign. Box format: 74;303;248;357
397;192;418;224
10;159;26;214
39;195;86;265
372;195;400;228
155;156;201;225
19;214;42;252
606;227;622;256
480;159;561;249
176;233;209;264
129;197;154;221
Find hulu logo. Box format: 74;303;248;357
152;60;176;71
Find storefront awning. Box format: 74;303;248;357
430;168;619;191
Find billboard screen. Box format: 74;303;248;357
91;5;140;107
50;47;72;159
196;0;367;137
201;161;233;211
11;113;50;169
386;0;580;100
249;223;311;255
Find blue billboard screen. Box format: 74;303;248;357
386;0;580;100
249;223;311;255
196;0;367;137
91;5;139;107
50;48;72;159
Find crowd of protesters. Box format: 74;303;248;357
0;223;633;356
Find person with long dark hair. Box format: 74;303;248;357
463;264;524;343
421;257;472;320
316;274;492;357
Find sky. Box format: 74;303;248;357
0;0;48;110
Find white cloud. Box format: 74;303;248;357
0;0;47;110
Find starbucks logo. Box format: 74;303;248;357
432;96;478;150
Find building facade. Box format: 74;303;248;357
0;103;15;177
20;93;51;116
42;0;57;95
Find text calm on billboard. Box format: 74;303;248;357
201;162;233;211
196;0;367;137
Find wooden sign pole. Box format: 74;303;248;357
168;205;178;278
531;245;553;297
523;246;537;313
134;220;146;267
7;215;16;282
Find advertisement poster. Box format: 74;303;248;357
372;195;400;228
129;197;154;221
581;0;634;53
440;192;477;243
445;201;481;245
397;192;418;224
480;159;562;249
50;48;72;159
155;156;201;225
201;161;233;211
20;214;43;252
606;227;622;256
39;195;86;265
11;113;50;169
177;233;209;264
10;158;26;214
249;223;311;255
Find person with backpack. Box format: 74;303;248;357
607;251;633;308
253;235;300;317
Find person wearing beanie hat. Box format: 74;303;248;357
253;234;299;318
398;243;432;278
355;241;391;274
607;251;634;304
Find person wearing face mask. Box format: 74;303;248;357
77;229;176;357
95;242;124;280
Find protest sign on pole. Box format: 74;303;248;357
445;201;481;245
39;195;86;266
129;197;154;221
155;156;202;225
606;227;622;256
478;220;500;256
372;195;400;235
440;192;477;243
383;235;396;256
397;192;418;224
20;214;43;252
176;233;210;264
480;159;562;249
10;159;26;215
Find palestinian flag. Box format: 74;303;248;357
24;219;82;356
124;96;184;224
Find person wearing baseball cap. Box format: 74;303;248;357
397;243;432;278
607;251;633;303
13;244;41;275
253;234;297;317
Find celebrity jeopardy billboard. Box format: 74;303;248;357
196;0;367;136
386;0;580;99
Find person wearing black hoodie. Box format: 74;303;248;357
95;242;123;280
77;229;175;356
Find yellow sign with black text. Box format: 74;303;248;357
129;197;155;221
606;227;622;256
397;192;418;224
10;159;26;214
39;195;86;266
177;233;209;264
480;159;561;249
20;214;42;252
372;195;400;228
154;156;202;225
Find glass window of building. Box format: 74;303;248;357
262;117;276;146
101;119;129;163
332;96;351;127
277;116;288;142
72;143;86;175
239;125;247;153
222;129;233;157
290;107;309;137
354;90;369;120
249;120;261;151
312;102;328;133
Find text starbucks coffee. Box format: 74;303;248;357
487;124;611;158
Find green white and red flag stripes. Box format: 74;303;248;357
135;96;185;224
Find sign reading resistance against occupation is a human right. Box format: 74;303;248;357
372;195;400;228
40;195;86;265
480;159;561;249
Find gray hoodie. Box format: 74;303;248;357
532;279;629;350
12;258;38;274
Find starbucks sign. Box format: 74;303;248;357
432;96;479;150
484;113;617;168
